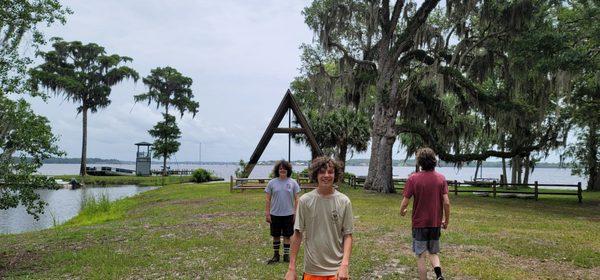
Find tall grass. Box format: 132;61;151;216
80;193;111;215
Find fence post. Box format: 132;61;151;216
454;180;458;196
229;176;233;192
534;181;539;201
493;181;497;198
500;174;505;188
577;182;582;203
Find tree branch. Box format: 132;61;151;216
396;122;557;162
328;40;378;68
389;0;405;35
397;49;435;66
380;0;390;32
392;0;440;59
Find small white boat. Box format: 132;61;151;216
53;179;81;190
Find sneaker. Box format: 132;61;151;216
283;254;289;262
266;254;280;264
436;276;445;280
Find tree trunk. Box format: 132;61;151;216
511;157;517;185
501;137;507;185
364;102;397;193
336;140;348;175
523;155;530;185
473;160;481;180
79;106;88;176
162;152;167;176
163;106;169;176
586;123;599;191
364;119;381;190
501;158;507;185
517;156;522;185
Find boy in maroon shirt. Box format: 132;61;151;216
400;148;450;280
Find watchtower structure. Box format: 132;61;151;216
135;142;152;176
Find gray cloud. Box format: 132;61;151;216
26;0;329;162
24;0;561;163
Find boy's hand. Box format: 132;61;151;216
266;215;271;224
336;264;349;280
442;219;448;229
400;208;408;216
284;269;296;280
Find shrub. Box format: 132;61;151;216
192;168;212;183
234;159;248;178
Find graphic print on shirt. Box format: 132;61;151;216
331;209;339;222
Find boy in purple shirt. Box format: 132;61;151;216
400;148;451;280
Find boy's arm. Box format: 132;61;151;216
400;196;410;216
336;234;353;280
285;230;303;280
265;193;271;223
442;194;450;228
294;193;299;212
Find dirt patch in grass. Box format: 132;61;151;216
361;229;415;278
166;198;214;206
194;211;256;219
0;249;43;277
446;244;600;279
361;258;412;279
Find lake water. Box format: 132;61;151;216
0;185;158;234
37;163;587;186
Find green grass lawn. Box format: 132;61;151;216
1;183;598;279
52;175;194;186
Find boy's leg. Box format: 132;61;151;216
267;236;281;264
427;227;444;279
283;236;291;262
267;215;281;264
428;253;440;267
417;252;428;280
413;228;429;280
282;215;294;262
429;254;444;279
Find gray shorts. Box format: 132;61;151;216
412;227;441;256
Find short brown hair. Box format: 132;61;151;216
416;148;437;171
273;160;293;178
308;156;343;183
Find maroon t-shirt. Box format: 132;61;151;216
403;170;448;228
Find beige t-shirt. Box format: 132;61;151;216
294;189;353;276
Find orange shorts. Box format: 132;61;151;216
302;273;336;280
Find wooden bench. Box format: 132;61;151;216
230;176;320;192
351;176;407;189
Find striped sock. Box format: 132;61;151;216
283;243;290;255
273;240;281;255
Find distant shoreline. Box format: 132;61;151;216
41;158;569;169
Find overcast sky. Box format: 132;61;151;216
24;0;382;162
23;0;562;163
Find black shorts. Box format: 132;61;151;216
270;215;294;237
412;227;441;255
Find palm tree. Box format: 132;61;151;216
30;38;139;176
134;66;199;176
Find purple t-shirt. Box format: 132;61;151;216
265;177;300;216
403;170;448;228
